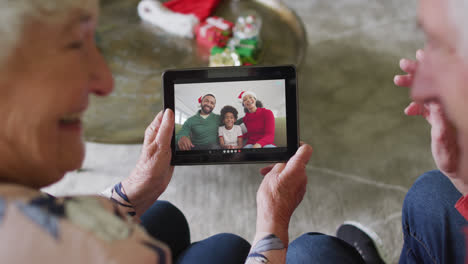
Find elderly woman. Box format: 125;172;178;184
238;91;276;149
0;1;325;264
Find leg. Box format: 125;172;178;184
177;233;251;264
262;144;277;148
286;233;365;264
400;170;467;264
140;201;191;261
243;144;254;148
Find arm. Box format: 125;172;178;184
176;118;194;150
219;136;226;148
237;136;243;149
245;145;313;264
219;126;227;149
256;110;275;147
395;49;468;195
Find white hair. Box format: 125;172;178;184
0;0;98;69
448;0;468;59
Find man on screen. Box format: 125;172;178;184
176;93;221;150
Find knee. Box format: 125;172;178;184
143;200;185;219
140;200;189;235
177;233;251;264
209;233;251;249
290;232;350;251
288;233;363;263
402;170;461;227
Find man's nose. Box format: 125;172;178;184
88;43;114;96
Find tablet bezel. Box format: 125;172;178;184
163;65;299;165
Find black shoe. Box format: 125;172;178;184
336;221;386;264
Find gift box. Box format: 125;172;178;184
229;38;259;65
210;46;225;55
195;16;234;48
209;48;242;67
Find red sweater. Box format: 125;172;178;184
243;107;275;147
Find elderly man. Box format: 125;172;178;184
176;93;221;150
303;0;468;263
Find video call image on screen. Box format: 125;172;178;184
174;79;287;153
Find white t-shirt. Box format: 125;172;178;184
218;125;243;146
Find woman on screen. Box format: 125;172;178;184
239;91;276;148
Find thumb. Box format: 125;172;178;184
280;144;313;180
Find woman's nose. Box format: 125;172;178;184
88;43;114;96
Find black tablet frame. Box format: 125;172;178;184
163;65;299;165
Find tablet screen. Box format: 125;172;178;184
174;79;287;155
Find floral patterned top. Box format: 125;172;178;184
0;183;171;264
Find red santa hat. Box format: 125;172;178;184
238;91;257;103
163;0;221;21
198;93;216;104
137;0;221;38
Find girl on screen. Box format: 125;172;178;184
219;105;243;149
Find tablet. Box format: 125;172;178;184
163;65;299;165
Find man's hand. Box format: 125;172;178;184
394;50;468;194
121;109;175;217
255;144;313;245
178;136;194;151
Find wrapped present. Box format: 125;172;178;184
227;38;260;65
195;16;234;48
210;46;225;55
209;48;242;67
233;13;262;40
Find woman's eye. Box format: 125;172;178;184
67;41;84;50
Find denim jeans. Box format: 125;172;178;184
140;201;363;263
399;170;467;263
140;170;467;263
140;201;250;263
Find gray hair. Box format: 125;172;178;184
0;0;98;69
448;0;468;59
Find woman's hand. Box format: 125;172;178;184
253;143;262;149
254;144;313;245
121;109;175;217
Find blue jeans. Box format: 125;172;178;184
140;201;363;263
140;201;250;263
399;170;467;263
140;170;466;263
287;233;365;263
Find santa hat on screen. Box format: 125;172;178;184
137;0;221;38
238;91;257;103
198;93;216;104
